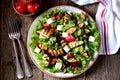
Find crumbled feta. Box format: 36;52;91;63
55;62;62;69
88;36;95;42
39;34;45;38
50;37;56;42
63;55;67;60
34;46;41;53
49;37;53;41
62;32;68;38
63;45;70;53
46;18;55;24
85;45;89;50
67;11;71;15
84;21;88;26
57;25;63;30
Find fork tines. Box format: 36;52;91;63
8;17;20;33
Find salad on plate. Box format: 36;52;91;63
29;8;99;74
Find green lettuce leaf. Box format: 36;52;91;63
62;20;75;31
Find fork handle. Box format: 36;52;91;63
17;39;33;77
12;40;24;79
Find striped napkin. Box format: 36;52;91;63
71;0;120;55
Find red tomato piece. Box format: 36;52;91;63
15;3;27;14
43;23;51;29
67;54;74;59
51;28;56;33
65;35;75;42
71;61;80;67
35;41;39;46
50;58;58;65
72;67;77;71
27;2;39;13
55;14;61;20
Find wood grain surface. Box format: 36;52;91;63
0;0;120;80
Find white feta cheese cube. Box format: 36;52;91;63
85;45;89;50
46;18;55;24
84;21;88;26
57;25;63;30
63;45;70;53
55;62;62;69
34;46;41;53
88;36;95;42
62;32;68;38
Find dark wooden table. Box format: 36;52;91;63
0;0;120;80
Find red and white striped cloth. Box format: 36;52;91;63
71;0;120;55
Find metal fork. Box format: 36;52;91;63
8;20;24;79
8;18;33;79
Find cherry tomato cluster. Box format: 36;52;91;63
14;0;39;14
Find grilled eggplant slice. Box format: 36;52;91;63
68;41;84;49
63;13;71;25
78;22;84;28
81;29;90;34
42;54;50;67
80;13;85;20
66;27;76;34
84;29;90;34
37;29;53;38
38;43;48;50
61;40;67;46
67;58;77;63
49;48;65;57
80;50;88;58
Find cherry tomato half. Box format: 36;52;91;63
67;54;74;59
55;14;61;20
51;28;56;33
27;2;39;13
43;23;51;29
65;35;75;42
50;58;58;65
15;3;27;14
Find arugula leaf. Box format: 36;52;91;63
88;21;96;34
88;41;99;51
57;58;62;63
39;38;49;44
72;46;84;54
35;52;44;60
50;22;57;27
74;29;82;37
72;12;84;22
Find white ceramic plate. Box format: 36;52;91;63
27;5;99;78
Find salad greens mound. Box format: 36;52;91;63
29;8;99;74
